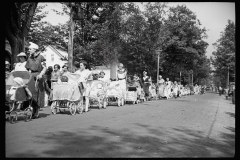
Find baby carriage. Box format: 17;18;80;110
88;80;107;109
50;74;83;115
5;71;38;123
149;83;157;100
106;81;124;107
126;79;141;104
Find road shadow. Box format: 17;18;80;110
225;112;235;118
9;123;235;158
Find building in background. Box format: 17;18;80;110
40;45;68;68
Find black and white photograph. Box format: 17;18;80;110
5;2;235;158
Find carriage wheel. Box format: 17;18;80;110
51;101;57;115
77;101;83;114
9;111;18;124
117;99;121;107
23;107;33;122
69;103;76;115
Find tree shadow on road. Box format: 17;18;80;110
225;112;235;118
9;122;235;158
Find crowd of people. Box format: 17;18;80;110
126;72;206;102
6;42;208;118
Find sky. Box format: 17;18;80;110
39;2;235;58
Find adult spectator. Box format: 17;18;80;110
25;42;47;117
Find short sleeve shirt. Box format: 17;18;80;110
25;54;46;72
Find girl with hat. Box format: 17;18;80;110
14;52;28;71
25;42;47;118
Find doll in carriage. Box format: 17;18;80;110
106;81;125;107
50;74;83;115
86;71;107;109
5;71;40;123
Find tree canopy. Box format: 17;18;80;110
7;2;213;85
210;20;235;87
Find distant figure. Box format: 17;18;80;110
219;86;222;96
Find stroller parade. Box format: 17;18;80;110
5;43;206;124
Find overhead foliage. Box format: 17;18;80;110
210;20;235;87
5;2;38;63
29;2;212;84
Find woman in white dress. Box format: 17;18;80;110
74;61;92;112
164;78;171;99
116;63;127;100
157;75;165;99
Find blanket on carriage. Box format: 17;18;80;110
106;82;123;98
52;83;81;101
88;80;106;98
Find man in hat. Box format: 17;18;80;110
25;42;47;118
14;52;28;71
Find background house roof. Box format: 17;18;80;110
46;45;68;60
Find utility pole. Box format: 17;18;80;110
226;65;229;89
68;6;75;73
156;49;162;84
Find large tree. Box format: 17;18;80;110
211;20;235;87
5;2;38;64
159;4;209;83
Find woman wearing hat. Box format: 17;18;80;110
14;52;28;71
25;42;47;118
117;63;127;100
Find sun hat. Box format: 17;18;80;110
13;77;24;87
28;42;39;49
118;63;124;67
17;52;27;57
5;61;10;65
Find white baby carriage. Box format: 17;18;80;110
50;82;83;115
88;80;107;109
106;81;124;107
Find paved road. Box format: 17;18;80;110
6;92;235;158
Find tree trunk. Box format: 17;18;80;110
68;8;75;72
5;2;37;65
